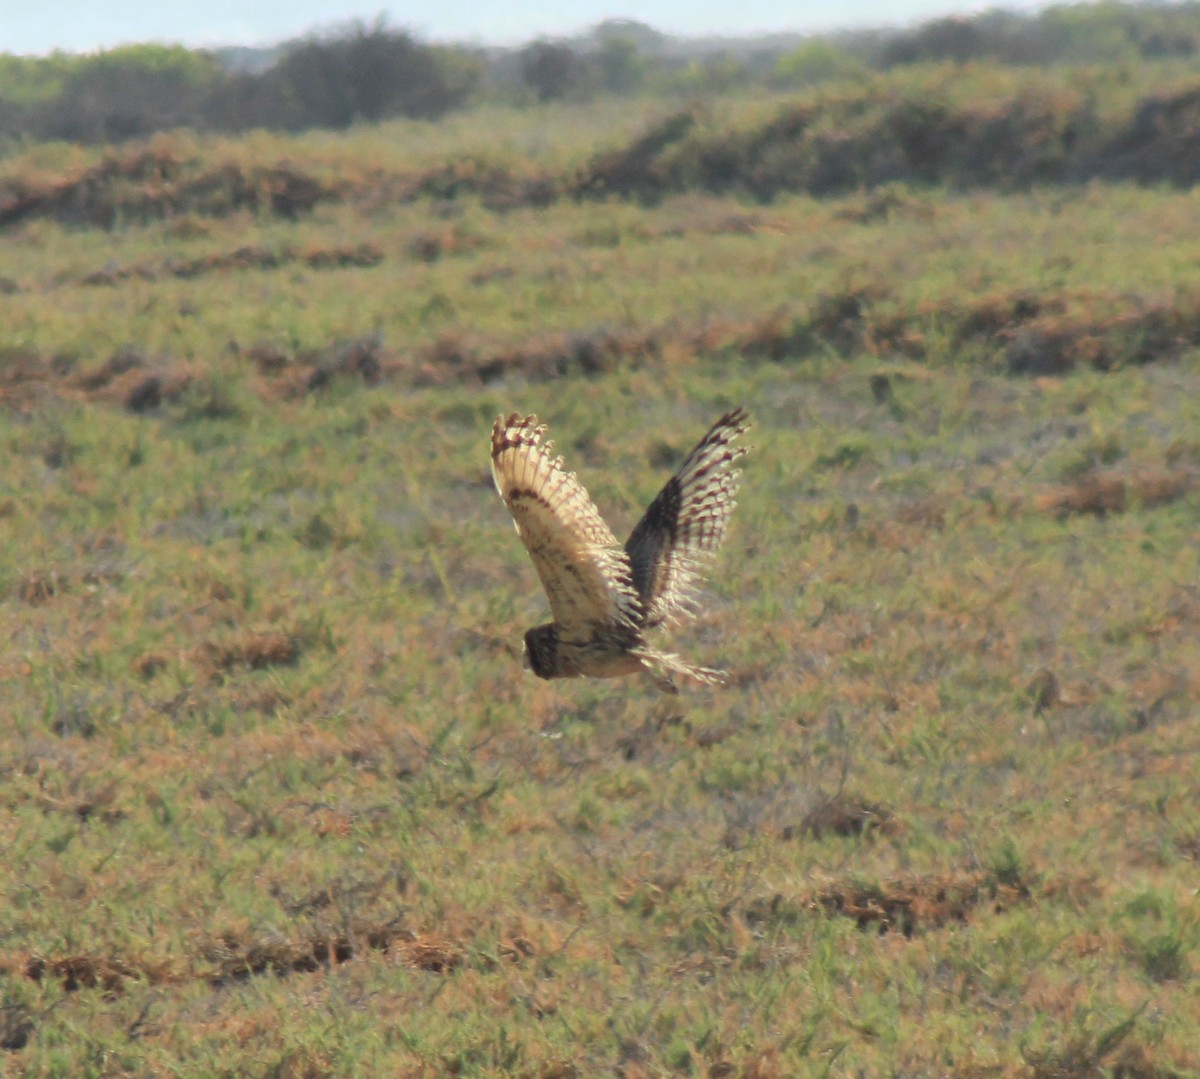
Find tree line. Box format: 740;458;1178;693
2;3;1200;145
0;24;480;143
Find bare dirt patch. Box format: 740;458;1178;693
746;866;1088;938
785;794;901;841
202;919;464;986
25;953;176;995
198;631;305;674
1036;466;1196;518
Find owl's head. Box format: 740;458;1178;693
523;623;559;679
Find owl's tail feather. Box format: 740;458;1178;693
635;648;727;694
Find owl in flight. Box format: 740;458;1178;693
491;408;749;692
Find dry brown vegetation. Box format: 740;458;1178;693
0;149;336;230
1035;466;1197;518
73;242;383;288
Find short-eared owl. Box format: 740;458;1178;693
490;408;749;692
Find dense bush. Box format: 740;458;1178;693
0;22;480;143
214;19;482;129
1;45;219;142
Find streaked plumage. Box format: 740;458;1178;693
490;408;749;691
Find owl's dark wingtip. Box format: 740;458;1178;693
724;406;751;429
492;412;545;459
705;406;750;437
703;407;751;449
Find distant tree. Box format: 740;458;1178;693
1036;2;1141;62
0;52;76;104
595;35;645;94
422;47;487;116
588;18;668;52
31;45;221;142
270;18;479;127
201;68;302;132
673;54;752;95
202;18;481;132
880;16;990;65
519;41;585;102
0;96;26;141
773;40;866;86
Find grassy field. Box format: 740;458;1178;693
1;87;1199;1078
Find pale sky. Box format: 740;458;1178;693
5;0;1037;55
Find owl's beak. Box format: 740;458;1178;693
521;644;532;671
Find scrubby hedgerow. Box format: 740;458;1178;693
8;67;1200;234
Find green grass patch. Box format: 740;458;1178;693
1;99;1199;1076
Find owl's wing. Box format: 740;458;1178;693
624;407;749;629
492;414;641;637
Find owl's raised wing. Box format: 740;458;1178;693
492;414;641;637
624;407;749;629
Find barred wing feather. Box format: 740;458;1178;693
491;413;641;639
624;408;749;629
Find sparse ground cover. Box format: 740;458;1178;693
1;86;1199;1078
